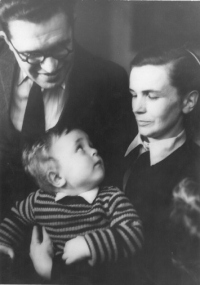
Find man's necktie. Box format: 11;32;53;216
21;82;45;146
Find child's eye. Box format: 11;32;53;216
76;145;84;153
88;141;94;148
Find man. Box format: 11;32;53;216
0;0;136;282
0;0;135;218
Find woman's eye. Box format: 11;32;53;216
148;95;158;100
131;93;137;98
148;93;158;100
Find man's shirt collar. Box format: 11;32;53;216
17;68;66;89
55;188;99;204
125;130;186;165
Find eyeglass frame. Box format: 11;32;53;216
9;39;73;65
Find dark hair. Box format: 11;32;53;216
22;128;70;193
170;178;200;282
131;45;200;139
0;0;76;38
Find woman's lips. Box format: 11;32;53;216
137;120;152;126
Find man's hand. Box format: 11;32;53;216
62;236;91;265
30;226;54;280
0;245;14;259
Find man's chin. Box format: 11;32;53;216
39;82;61;89
35;77;65;89
34;69;67;89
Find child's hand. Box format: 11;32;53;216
62;236;91;265
0;245;14;259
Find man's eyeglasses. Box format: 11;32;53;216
9;40;73;64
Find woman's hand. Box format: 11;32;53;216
30;226;54;280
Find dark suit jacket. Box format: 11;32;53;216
0;40;137;219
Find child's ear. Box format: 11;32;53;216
182;91;199;114
47;171;66;188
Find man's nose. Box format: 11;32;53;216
40;57;59;73
132;96;146;114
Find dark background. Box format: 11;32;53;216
75;1;200;73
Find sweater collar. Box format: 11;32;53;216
55;188;99;204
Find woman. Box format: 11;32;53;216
124;46;200;285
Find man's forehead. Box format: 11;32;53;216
8;12;71;51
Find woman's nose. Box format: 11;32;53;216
132;96;146;114
40;57;59;73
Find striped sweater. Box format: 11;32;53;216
0;186;143;266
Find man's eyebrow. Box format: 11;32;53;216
20;39;71;54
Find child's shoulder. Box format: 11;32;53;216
33;189;55;202
98;186;124;198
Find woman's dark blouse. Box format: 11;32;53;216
124;140;200;285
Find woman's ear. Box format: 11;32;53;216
182;91;199;114
47;171;66;188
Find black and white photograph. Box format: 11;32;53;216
0;1;199;284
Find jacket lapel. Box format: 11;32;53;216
0;43;16;112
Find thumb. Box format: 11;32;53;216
42;227;50;242
6;247;14;259
31;225;41;245
0;246;14;259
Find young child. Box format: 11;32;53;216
170;178;200;284
0;128;143;283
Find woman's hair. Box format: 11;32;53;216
170;178;200;282
22;128;69;194
0;0;76;38
131;45;200;138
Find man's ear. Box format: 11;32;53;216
182;91;199;114
0;31;11;46
47;171;66;188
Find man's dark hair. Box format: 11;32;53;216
0;0;76;38
131;45;200;138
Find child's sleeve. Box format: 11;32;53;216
0;191;37;249
84;188;143;266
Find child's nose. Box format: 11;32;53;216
92;148;98;156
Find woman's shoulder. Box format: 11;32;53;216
185;140;200;158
